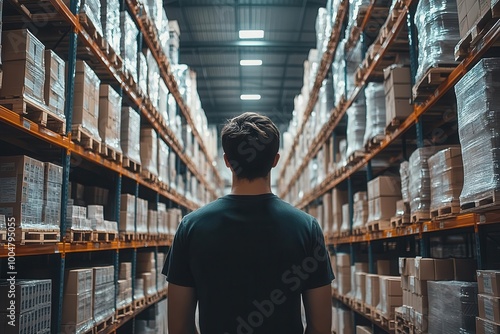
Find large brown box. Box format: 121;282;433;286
98;85;122;150
478;271;500;297
44;49;65;116
73;61;101;139
478;294;500;323
476;317;500;334
64;268;93;296
365;274;380;307
368;176;402;199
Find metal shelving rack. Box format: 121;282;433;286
0;0;222;332
277;0;500;332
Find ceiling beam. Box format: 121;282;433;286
165;1;325;8
181;40;314;50
178;63;304;68
193;75;304;81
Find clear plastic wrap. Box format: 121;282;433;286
354;272;367;303
44;50;66;118
414;0;460;85
400;161;410;203
120;11;138;82
346;100;367;157
121;107;141;164
0;214;5;231
428;146;463;212
66;201;92;231
146;50;160;110
346;0;371;42
364;83;386;145
74;61;102;141
120;194;135;233
159;9;170;58
167;208;182;235
352;191;368;230
98;85;122;152
87;205;105;230
157;138;169;185
455;58;500;206
316;8;329;59
148;210;158;235
332;38;347;105
376;276;402;318
42;162;63;229
428;281;478;334
365;274;380;308
100;0;120;53
136;198;148;233
346;37;364;96
340;203;351;233
409;146;447;217
117;279;132;308
332;189;347;235
73;0;102;35
157;202;169;235
134;278;145;300
93;282;115;324
158;79;169;123
137;52;148;96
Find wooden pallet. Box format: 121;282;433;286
141;170;158;183
461;190;500;213
411;211;430;223
455;8;499;60
339;230;351;238
365;134;387;150
71;125;102;153
133;297;146;310
0;230;6;244
353;226;367;235
146;293;157;305
92;230;118;243
116;303;133;319
66;229;93;243
78;13;107;51
94;315;114;334
367;220;391;232
0;96;66;134
412;66;456;102
17;228;60;245
386;117;403;134
391;215;410;228
119;232;135;242
381;313;396;331
347;150;366;166
430;202;461;220
134;233;150;241
353;300;363;312
363;304;372;317
122;156;141;173
101;144;123;164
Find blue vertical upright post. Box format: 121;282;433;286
475;226;484;270
348;177;355;266
366;160;373;183
134;182;139;234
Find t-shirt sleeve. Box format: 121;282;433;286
161;219;195;287
303;218;335;290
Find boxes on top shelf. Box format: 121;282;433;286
44;50;66;118
364;83;386;146
98;85;122;153
137;52;148;96
368;176;402;199
120;10;138;82
66;0;102;35
121;106;141;166
383;65;412;128
146;49;160;110
100;0;121;53
74;60;101;141
456;0;492;39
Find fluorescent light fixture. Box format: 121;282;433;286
240;94;261;100
240;59;263;66
239;30;264;39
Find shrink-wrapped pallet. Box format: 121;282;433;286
119;194;135;233
74;61;101;140
340;203;351;234
415;0;460;84
44;50;66;118
136;198;148;234
157;138;169;185
120;107;141;164
400;161;410;203
332;39;346;105
428;281;478;334
346;0;371;42
120;11;138;82
100;0;120;53
43;162;63;229
137;52;148;96
315;8;329;60
98;85;122;152
428;146;463;214
157;202;169;235
140;128;158;177
352;191;368;230
346;38;364;96
364;83;386;146
332;189;347;235
346;100;367;158
146;50;160;110
455;58;500;208
147;209;158;235
376;276;402;318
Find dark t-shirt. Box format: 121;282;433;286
162;193;334;334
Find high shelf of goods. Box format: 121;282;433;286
0;0;222;333
278;0;500;333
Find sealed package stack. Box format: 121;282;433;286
340;203;351;235
92;266;115;325
384;66;412;128
117;262;133;310
354;271;368;306
367;176;401;228
409;146;446;222
167;208;182;235
400;161;410;203
0;279;51;333
71;0;102;34
148;209;158;235
42;162;63;229
99;85;122;154
332;39;347;105
169;146;178;191
428;146;464;218
120;11;138;82
332;189;347;236
146;50;160;110
87;205;105;231
44;50;66;118
140;128;159;178
100;0;121;54
456;0;491;39
346;38;364;96
66;201;91;231
455;58;500;210
119;194;135;233
365;274;380;311
137;252;158;298
346;100;367;158
157;252;168;292
349;262;368;302
322;192;333;234
0;156;44;230
476;270;500;333
157;202;169;236
157;139;169;185
62;269;94;333
346;0;371;40
352;191;368;231
364;83;386;146
428;281;478;334
121;107;141;166
135;277;145;302
143;0;164;33
168;21;180;65
136;198;148;234
376;276;403;319
1;30;46;108
336;253;352;296
414;0;460;85
74;61;101;141
332;305;353;334
315;8;329;59
137;52;148;96
158;79;169;123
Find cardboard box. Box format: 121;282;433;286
415;258;435;280
368;196;400;222
409;277;428;296
381;276;402;296
98;85;122;149
478;294;500;323
2;29;45;64
356;326;372;334
44;50;65;115
64;269;93;295
383;66;411;94
365;274;380;307
368;176;402;199
476;317;500;334
413;294;429;314
73;61;101;140
385;92;413;126
414;311;428;332
402;275;409;291
62;291;93;326
478;271;500;296
337;253;351;267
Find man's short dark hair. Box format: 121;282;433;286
221;112;280;180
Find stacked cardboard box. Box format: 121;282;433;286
157;203;169;235
332;305;353;334
137;252;157;298
157;252;167;292
168;21;180;65
365;274;380;310
428;146;464;215
140;128;159;177
1;30;46;107
0;279;51;333
92;266;115;324
322;193;333;234
350;262;368;302
136;198;148;234
332;189;347;236
456;0;491;39
376;276;402;318
167;208;182;235
477;270;500;334
158;79;169;123
98;85;122;152
364;83;386;146
135;278;145;301
66;201;91;231
146;50;160;110
44;50;66;117
118;262;133;309
346;101;367;158
62;269;94;333
367;176;401;226
42;162;63;229
384;66;412;127
120;11;138;82
119;194;135;233
340;203;351;235
157;139;169;185
74;61;101;140
100;0;121;54
148;209;158;235
87;205;105;231
121;107;141;165
335;253;352;296
137;52;148;96
0;156;44;229
352;191;368;231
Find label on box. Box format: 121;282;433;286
485;298;494;320
0;162;15;173
485;276;493;295
0;177;17;203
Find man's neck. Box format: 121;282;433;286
230;176;272;195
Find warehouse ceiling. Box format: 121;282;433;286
164;0;327;128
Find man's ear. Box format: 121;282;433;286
223;154;231;169
272;153;280;168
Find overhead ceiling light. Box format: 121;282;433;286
239;30;265;39
240;94;261;100
240;59;263;66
